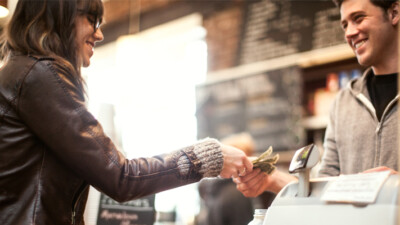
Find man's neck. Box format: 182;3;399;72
372;58;398;75
372;30;398;75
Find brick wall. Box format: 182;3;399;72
202;4;244;71
102;1;245;73
103;0;175;25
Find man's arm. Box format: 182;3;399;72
318;98;341;177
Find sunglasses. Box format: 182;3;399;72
78;9;101;32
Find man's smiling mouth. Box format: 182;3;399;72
354;40;366;49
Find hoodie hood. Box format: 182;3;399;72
349;68;373;99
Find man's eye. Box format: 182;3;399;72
354;15;365;23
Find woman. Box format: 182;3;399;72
0;0;253;224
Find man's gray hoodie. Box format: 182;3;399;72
319;68;399;177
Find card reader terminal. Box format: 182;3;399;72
288;144;320;197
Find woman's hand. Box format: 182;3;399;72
219;144;253;179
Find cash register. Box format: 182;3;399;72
262;144;399;225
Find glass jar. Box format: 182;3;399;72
247;209;267;225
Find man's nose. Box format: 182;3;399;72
345;23;358;39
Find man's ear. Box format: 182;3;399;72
389;1;399;26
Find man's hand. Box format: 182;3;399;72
233;168;269;197
233;168;297;197
363;166;398;175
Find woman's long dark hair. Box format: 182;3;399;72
1;0;103;93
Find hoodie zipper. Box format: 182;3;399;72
376;95;399;133
374;96;398;167
357;93;398;166
71;183;88;225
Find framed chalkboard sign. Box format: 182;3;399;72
96;194;156;225
196;66;304;154
239;0;344;64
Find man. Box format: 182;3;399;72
235;0;399;197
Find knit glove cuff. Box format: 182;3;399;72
177;138;223;178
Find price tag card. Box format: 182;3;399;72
321;171;391;204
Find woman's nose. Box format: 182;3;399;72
94;28;104;42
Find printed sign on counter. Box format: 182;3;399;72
321;171;391;204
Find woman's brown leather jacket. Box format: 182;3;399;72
0;54;223;225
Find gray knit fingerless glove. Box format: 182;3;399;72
177;138;223;178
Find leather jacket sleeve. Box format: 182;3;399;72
15;57;223;202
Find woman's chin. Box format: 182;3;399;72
82;60;90;68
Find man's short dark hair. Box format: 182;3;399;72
333;0;397;12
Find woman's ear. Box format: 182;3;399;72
389;2;399;26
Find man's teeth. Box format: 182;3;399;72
355;40;365;49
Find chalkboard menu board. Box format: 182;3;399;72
239;0;344;64
97;194;155;225
196;66;304;153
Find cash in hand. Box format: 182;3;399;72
252;146;279;174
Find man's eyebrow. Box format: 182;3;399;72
340;10;364;24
